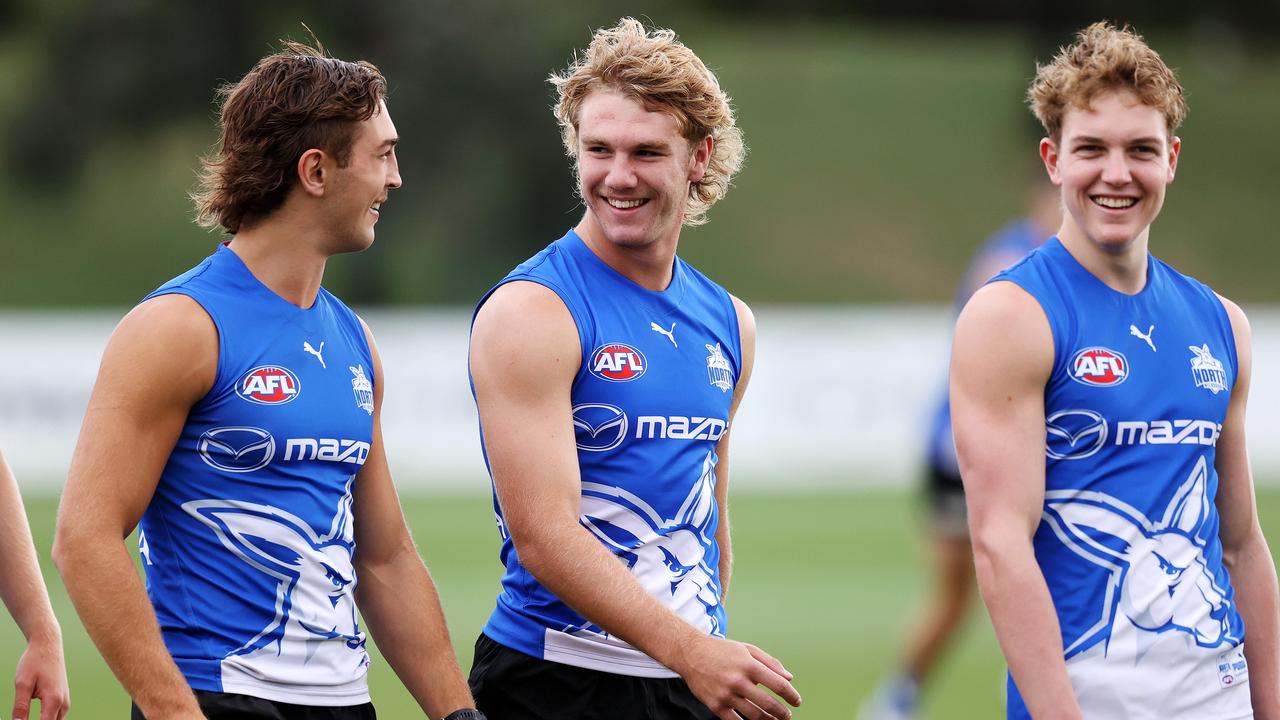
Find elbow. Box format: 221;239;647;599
51;517;100;583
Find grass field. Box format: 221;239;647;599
4;487;1280;718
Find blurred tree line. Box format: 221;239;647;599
0;1;1276;306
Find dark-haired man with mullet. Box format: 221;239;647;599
55;40;483;720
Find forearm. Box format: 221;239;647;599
972;536;1081;720
1225;530;1280;718
356;548;473;719
0;484;60;644
518;522;705;672
55;534;199;717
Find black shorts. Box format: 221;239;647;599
469;633;716;720
924;464;968;536
131;691;376;720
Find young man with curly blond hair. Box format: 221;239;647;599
467;17;801;720
952;22;1279;719
55;40;481;720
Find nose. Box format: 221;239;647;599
1101;150;1132;186
605;153;638;189
387;151;402;190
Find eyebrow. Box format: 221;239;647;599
1071;135;1163;147
580;136;674;152
378;138;399;150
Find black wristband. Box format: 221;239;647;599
442;710;487;720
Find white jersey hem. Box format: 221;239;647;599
543;628;679;679
219;675;371;707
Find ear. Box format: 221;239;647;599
1043;494;1143;567
1166;136;1181;183
687;135;713;183
297;148;328;198
1039;137;1063;186
1163;455;1210;537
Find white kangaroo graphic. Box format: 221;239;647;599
183;478;367;682
1042;455;1238;661
574;451;723;638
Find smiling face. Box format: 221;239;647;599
322;99;401;254
575;89;711;254
1042;89;1179;256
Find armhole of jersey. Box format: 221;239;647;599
723;289;744;380
475;276;590;375
144;288;226;407
986;277;1061;381
1210;291;1241;387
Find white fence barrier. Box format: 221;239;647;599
4;306;1279;491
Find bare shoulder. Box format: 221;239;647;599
471;280;580;387
728;294;755;343
953;280;1053;384
1215;293;1252;342
106;294;217;401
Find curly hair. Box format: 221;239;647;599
549;18;745;227
192;40;387;234
1029;22;1187;141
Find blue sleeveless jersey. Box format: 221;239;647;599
471;229;741;677
996;238;1250;719
139;245;376;705
926;218;1046;475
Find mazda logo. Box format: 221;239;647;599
198;426;276;473
1045;410;1107;460
572;403;628;452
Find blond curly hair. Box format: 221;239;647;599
1029;22;1187;141
550;18;745;227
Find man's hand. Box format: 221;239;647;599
12;635;69;720
674;636;801;720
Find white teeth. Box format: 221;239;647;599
607;198;643;209
1093;196;1136;209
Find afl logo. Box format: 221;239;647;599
197;426;275;473
1070;347;1128;387
589;343;647;382
238;365;300;405
572;403;628;452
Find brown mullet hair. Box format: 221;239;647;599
1029;21;1188;142
192;39;387;235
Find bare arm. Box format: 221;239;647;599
470;282;798;720
713;296;756;602
53;295;213;720
1213;297;1280;718
0;451;68;720
351;321;475;719
952;281;1082;720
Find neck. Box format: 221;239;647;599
574;212;678;292
227;207;329;308
1057;218;1150;295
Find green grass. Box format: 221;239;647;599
5;488;1280;717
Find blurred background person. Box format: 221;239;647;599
0;449;69;720
860;175;1058;720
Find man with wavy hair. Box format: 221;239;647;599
468;17;801;720
953;22;1279;719
55;40;482;720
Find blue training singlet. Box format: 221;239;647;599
471;229;742;678
926;218;1047;476
139;244;376;705
996;237;1250;719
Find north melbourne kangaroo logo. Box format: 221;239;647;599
574;452;724;639
1042;455;1238;660
182;480;366;675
